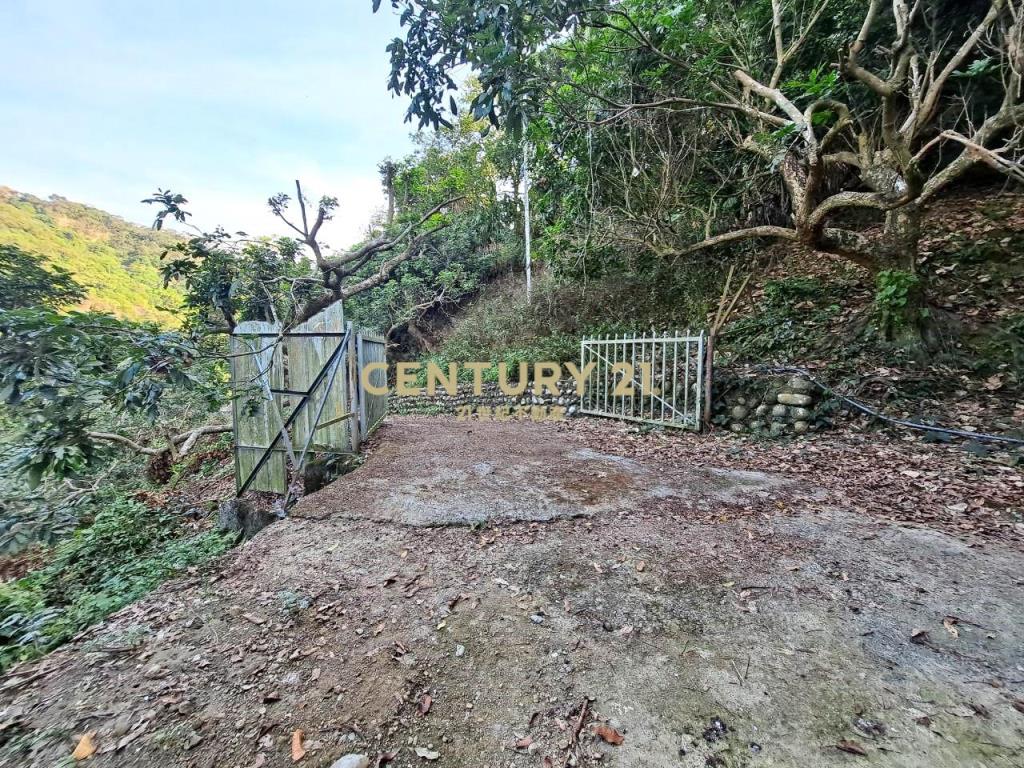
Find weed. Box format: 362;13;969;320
0;496;232;671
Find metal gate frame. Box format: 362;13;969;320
231;311;388;497
579;331;705;430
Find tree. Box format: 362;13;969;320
349;111;517;352
0;245;84;310
379;158;399;225
151;182;463;330
0;308;227;485
379;0;1024;344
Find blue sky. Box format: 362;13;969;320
0;0;418;247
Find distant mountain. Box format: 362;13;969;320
0;186;183;325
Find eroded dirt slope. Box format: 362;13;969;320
1;417;1022;768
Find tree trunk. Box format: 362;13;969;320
875;205;934;347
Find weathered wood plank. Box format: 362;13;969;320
231;320;287;493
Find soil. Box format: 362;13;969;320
1;416;1022;768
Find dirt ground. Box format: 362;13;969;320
1;416;1022;768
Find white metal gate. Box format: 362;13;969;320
579;331;705;430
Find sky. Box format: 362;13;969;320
0;0;419;248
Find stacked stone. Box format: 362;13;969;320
728;375;818;437
393;379;582;416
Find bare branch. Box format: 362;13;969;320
658;226;800;258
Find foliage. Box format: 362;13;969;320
0;495;232;671
159;232;318;331
873;269;926;338
725;277;845;360
0;187;183;325
376;0;584;131
0;308;222;485
0;245;84;310
345;100;520;346
379;0;1024;351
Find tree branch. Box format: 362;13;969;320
88;424;231;457
659;226;799;258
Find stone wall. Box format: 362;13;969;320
713;373;828;437
391;379;582;416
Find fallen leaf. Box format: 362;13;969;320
242;613;266;625
836;739;867;756
983;374;1004;391
72;731;97;760
414;747;440;760
291;730;305;762
418;694;432;716
594;724;624;745
635;561;645;572
514;736;533;749
943;617;959;639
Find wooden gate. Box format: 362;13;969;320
579;331;705;430
230;303;388;496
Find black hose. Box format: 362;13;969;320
741;365;1024;447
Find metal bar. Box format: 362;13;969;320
579;337;586;411
237;327;352;497
696;331;705;431
315;411;356;431
602;335;609;415
357;331;368;440
683;333;690;426
235;331;350;338
660;335;666;421
584;344;688;421
645;336;651;421
671;333;678;424
576;409;695;431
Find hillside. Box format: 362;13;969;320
0;187;182;325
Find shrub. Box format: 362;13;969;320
0;496;232;671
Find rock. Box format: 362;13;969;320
771;404;789;419
329;756;370;768
729;422;745;433
792;407;812;420
455;644;465;657
736;396;747;406
730;405;749;420
530;614;545;624
749;420;765;431
777;393;813;407
787;376;814;393
755;404;770;416
793;420;810;434
217;499;276;539
769;422;787;437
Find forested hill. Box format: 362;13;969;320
0;186;182;325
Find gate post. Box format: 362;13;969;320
702;331;714;431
